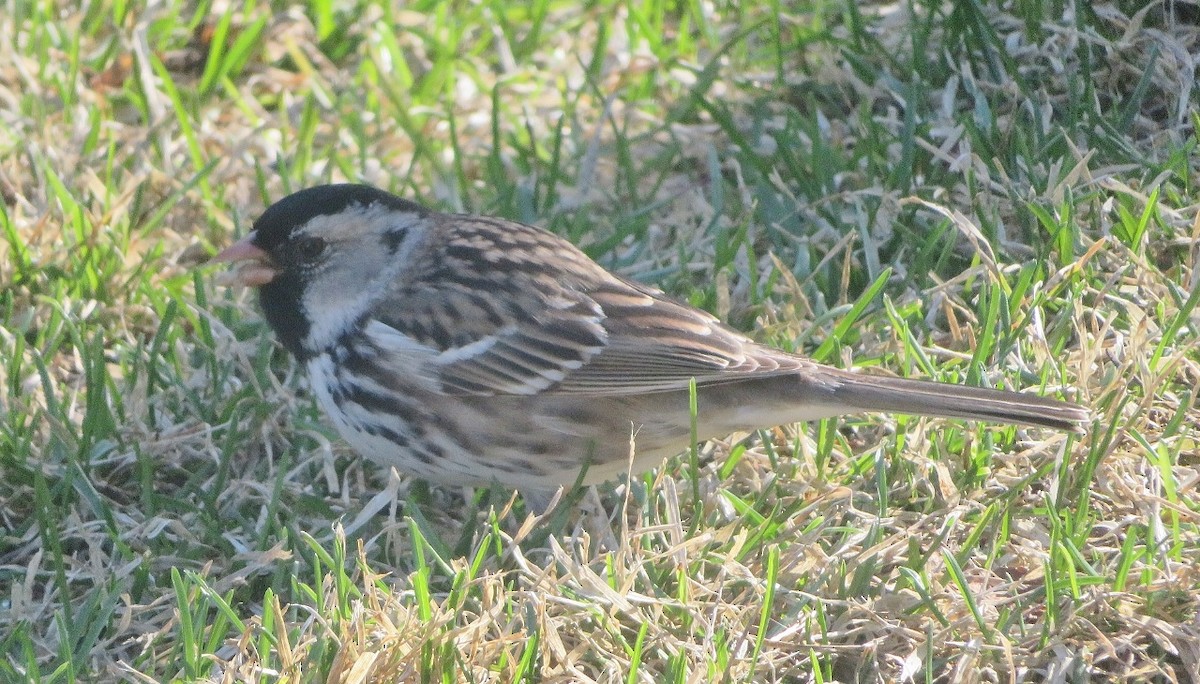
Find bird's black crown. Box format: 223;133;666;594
251;184;427;250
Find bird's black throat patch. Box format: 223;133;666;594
259;271;311;360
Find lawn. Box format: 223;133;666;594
2;0;1198;681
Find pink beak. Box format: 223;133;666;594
212;232;279;287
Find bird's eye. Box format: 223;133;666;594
296;236;327;262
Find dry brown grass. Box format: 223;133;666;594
2;1;1198;681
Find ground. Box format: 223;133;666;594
1;1;1198;681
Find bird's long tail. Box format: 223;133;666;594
822;368;1089;432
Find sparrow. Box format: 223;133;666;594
212;184;1088;492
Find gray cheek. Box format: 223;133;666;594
301;260;390;348
307;264;362;308
310;247;395;305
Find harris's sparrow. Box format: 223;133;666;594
213;184;1088;492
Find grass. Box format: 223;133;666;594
1;0;1198;681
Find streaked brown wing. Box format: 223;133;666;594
550;279;809;393
370;214;804;397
